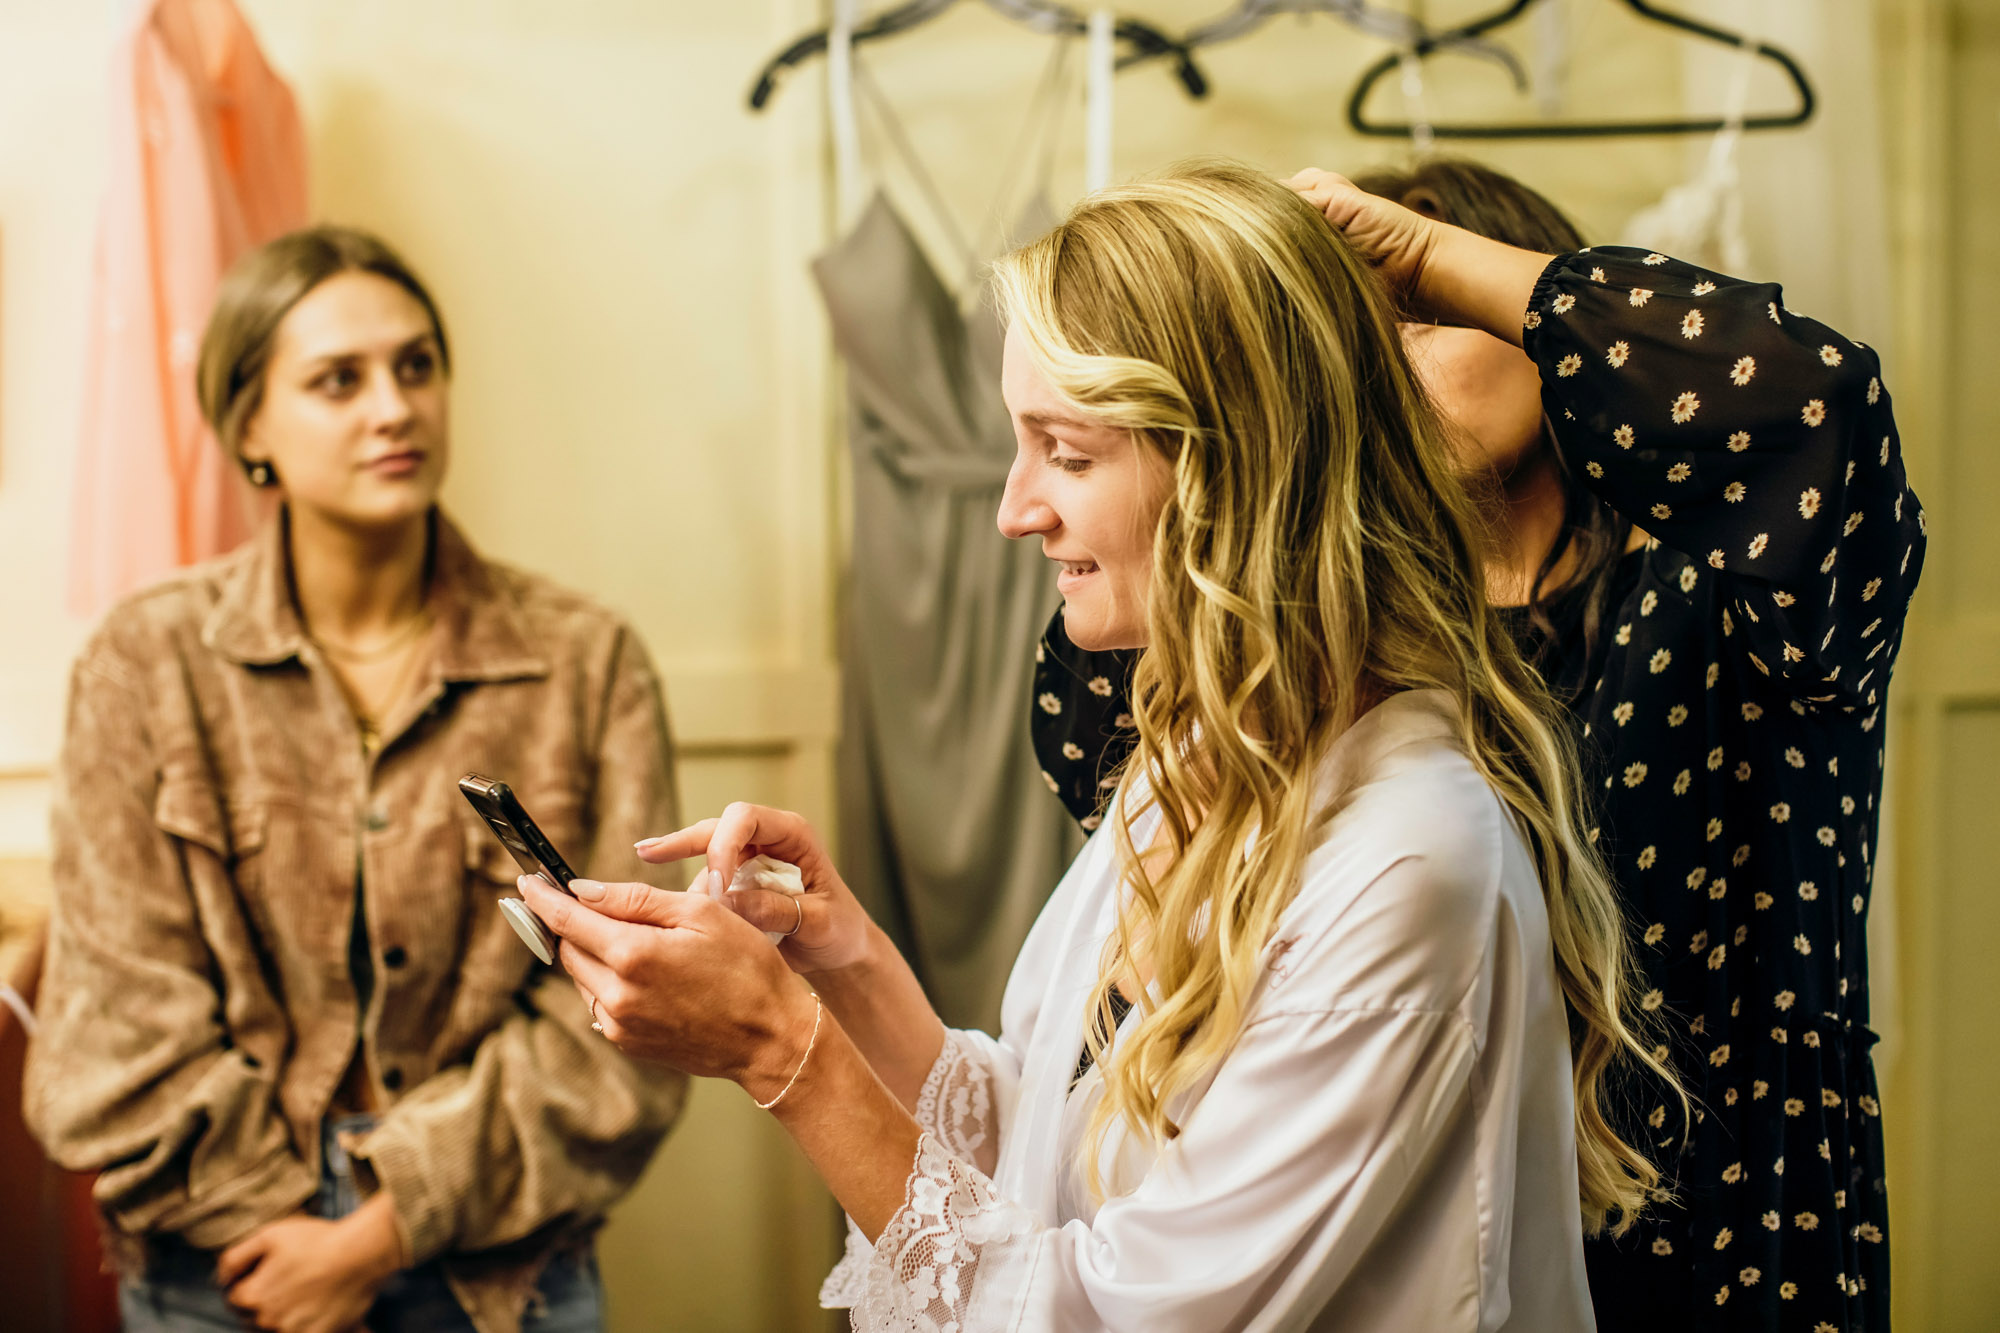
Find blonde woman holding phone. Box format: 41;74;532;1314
525;162;1676;1332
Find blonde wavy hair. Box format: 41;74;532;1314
989;161;1682;1235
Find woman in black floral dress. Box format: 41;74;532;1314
1028;161;1922;1333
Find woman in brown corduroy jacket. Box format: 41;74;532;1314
25;227;687;1333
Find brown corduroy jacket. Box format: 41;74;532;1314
24;511;688;1332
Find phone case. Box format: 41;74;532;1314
461;774;576;963
498;896;557;964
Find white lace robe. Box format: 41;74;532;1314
822;691;1596;1332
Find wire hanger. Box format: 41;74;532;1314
1167;0;1527;92
1346;0;1815;140
748;0;1209;112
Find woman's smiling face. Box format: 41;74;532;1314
995;324;1174;652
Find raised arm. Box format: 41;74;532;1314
1521;248;1925;710
1289;168;1926;712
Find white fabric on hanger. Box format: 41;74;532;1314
1085;9;1114;191
1395;46;1436;157
829;0;866;226
1620;15;1760;273
1530;0;1570;118
1;983;36;1038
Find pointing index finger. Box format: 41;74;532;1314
703;802;815;899
635;818;718;865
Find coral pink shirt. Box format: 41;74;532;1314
69;0;307;617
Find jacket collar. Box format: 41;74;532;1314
202;508;550;683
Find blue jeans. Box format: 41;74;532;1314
119;1115;603;1332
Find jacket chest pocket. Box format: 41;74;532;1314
155;780;351;975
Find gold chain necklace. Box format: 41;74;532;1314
310;609;434;663
351;634;433;757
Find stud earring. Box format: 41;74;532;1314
247;461;274;487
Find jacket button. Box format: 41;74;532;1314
382;1066;403;1092
364;810;390;832
383;945;408;969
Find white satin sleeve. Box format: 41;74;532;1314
823;1001;1485;1331
823;742;1579;1332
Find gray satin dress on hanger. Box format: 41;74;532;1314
813;193;1079;1031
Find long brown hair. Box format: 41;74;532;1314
1352;158;1631;698
992;161;1681;1234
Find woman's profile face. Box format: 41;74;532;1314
1400;322;1545;477
241;271;450;529
997;324;1173;652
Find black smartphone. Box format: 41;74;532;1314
460;774;576;963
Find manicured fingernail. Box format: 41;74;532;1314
634;837;661;850
570;878;606;901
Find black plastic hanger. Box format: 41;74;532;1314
748;0;1209;112
1166;0;1526;91
1345;0;1815;140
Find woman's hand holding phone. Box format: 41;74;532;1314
518;872;817;1100
544;806;944;1114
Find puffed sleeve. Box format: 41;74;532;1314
1522;247;1926;713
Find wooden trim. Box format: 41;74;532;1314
666;664;841;750
0;664;841;775
1879;2;1955;1327
1909;612;2000;704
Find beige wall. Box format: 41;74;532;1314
4;1;1992;1329
1878;4;2000;1330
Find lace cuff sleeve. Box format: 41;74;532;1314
818;1132;1042;1328
821;1030;1024;1318
913;1026;1000;1175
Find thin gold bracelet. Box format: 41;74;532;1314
756;993;824;1111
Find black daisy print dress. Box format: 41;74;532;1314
1028;247;1924;1333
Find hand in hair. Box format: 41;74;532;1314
1288;168;1554;347
1288;169;1439;296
